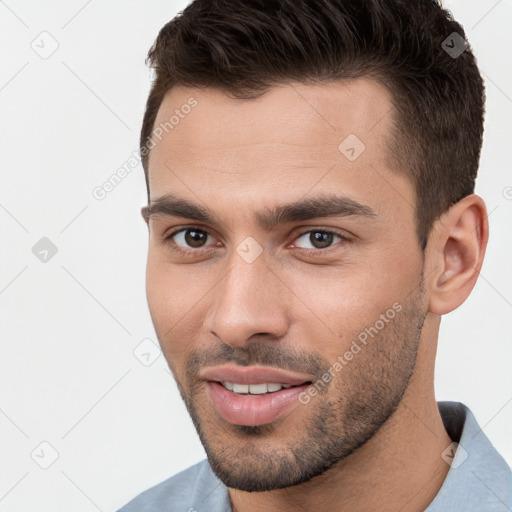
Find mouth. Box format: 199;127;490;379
219;381;305;394
201;365;313;426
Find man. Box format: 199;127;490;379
117;0;511;510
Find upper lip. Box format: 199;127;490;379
201;364;312;386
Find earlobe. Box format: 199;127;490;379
427;195;488;315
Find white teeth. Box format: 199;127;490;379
249;383;268;394
221;382;290;394
232;383;249;393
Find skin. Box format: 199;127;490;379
142;79;488;512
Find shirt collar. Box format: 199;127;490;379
198;401;511;511
425;401;511;511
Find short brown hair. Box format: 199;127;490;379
140;0;485;250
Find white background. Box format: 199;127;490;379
0;1;511;510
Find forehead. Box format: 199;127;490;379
151;79;393;159
147;79;414;228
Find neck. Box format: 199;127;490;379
229;315;452;512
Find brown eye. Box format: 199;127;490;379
183;229;208;248
293;230;345;251
310;231;335;249
165;228;212;249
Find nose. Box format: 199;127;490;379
204;251;290;349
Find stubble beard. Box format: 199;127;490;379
170;284;426;492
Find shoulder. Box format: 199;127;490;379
427;401;512;511
116;459;229;512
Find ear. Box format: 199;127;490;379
425;194;489;315
141;206;149;226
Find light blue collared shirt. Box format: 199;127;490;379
117;401;512;511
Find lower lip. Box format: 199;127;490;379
206;381;310;426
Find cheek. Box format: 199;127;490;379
288;253;419;358
146;247;200;319
145;254;203;365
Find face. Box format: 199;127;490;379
144;79;427;492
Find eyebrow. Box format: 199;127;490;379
142;193;377;231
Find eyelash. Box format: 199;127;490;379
162;226;349;258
